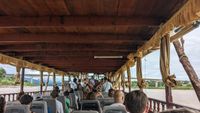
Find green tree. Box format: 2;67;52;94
0;67;6;78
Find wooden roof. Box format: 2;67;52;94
0;0;187;73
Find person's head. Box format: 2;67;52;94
108;88;115;97
20;94;33;105
0;96;5;113
63;90;70;97
17;91;25;100
73;78;77;83
53;86;60;93
104;77;108;81
160;108;199;113
124;90;148;113
78;79;81;83
114;90;124;104
87;92;97;100
51;90;59;99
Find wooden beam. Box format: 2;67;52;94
0;43;137;52
0;16;160;28
165;86;173;109
0;34;146;45
173;39;200;102
3;51;131;57
29;59;126;66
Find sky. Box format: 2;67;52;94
0;27;200;80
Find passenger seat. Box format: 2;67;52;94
31;101;48;113
5;104;30;113
57;96;66;112
103;106;127;113
43;98;57;113
72;110;99;113
80;100;102;113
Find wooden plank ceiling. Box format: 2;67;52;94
0;0;187;73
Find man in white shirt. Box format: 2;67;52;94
102;77;112;92
103;90;126;112
51;90;64;113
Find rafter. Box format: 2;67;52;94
0;16;160;28
0;43;137;52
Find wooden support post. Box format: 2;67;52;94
40;71;43;94
127;65;132;92
44;73;50;91
118;73;121;90
62;74;65;91
121;71;125;92
53;72;56;87
173;39;200;102
20;68;25;93
165;85;173;109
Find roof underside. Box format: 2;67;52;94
0;0;187;73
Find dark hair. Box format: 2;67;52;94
0;96;5;113
63;90;70;97
124;90;148;113
86;92;97;100
73;78;77;83
20;94;33;105
17;91;25;100
104;77;108;81
53;86;60;93
51;90;59;99
108;88;115;97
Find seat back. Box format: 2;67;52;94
103;106;127;113
102;92;108;98
80;100;102;113
72;110;99;113
5;105;29;113
57;96;66;112
98;98;114;108
42;96;51;99
43;98;56;113
31;101;48;113
69;93;78;109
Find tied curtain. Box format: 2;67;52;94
160;34;177;87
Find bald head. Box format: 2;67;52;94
114;90;124;104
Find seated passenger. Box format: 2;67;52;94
103;90;126;112
160;108;199;113
63;91;71;113
108;88;115;98
86;92;97;100
15;91;25;103
102;77;112;93
20;94;33;105
51;90;64;113
19;94;34;113
124;90;149;113
0;96;6;113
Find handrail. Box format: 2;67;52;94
148;98;200;112
0;90;52;102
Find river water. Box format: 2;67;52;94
0;86;199;109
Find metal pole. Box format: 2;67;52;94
62;74;65;91
53;72;56;87
20;67;25;93
40;71;43;94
